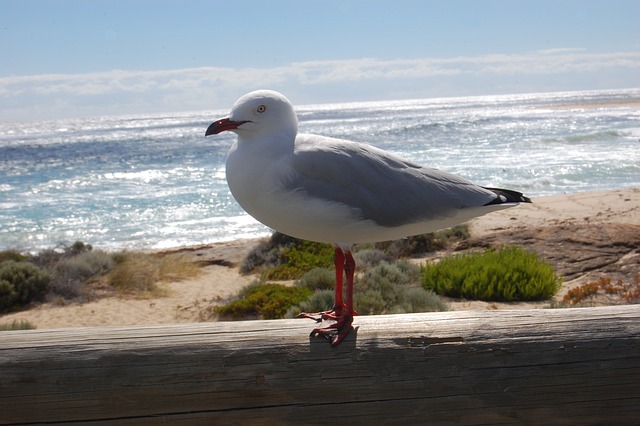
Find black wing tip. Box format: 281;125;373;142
483;187;532;206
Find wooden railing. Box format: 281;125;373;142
1;305;639;425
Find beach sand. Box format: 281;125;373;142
1;188;638;329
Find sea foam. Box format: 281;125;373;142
1;88;639;251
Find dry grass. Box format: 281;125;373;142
109;252;202;297
158;253;202;282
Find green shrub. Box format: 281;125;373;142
231;238;453;320
216;282;313;319
354;289;387;315
240;233;298;274
286;289;335;318
296;267;335;291
262;240;335;280
0;250;27;263
0;261;51;312
286;259;450;318
377;225;470;258
55;250;114;279
29;241;94;270
355;262;408;310
50;250;115;299
0;320;37;331
29;248;62;270
241;232;334;279
422;246;561;302
439;225;471;241
243;225;469;282
347;260;448;315
353;283;449;315
360;261;420;289
395;288;449;314
353;249;391;271
67;241;93;256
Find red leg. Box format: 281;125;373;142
296;247;346;322
331;247;346;317
344;250;355;318
310;248;356;346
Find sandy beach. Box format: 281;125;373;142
1;187;638;329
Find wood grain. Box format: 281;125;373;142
1;306;639;425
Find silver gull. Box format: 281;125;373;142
206;90;532;346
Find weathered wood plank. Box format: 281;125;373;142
1;306;639;425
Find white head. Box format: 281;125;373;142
205;90;298;141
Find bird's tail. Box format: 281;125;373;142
483;187;532;205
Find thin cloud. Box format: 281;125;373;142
1;49;639;120
537;47;587;55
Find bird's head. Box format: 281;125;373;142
205;90;299;141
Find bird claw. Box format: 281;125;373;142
310;313;354;347
296;313;323;323
296;312;334;323
297;305;359;323
296;305;345;323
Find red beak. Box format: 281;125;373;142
205;117;249;136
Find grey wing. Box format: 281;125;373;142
286;134;497;227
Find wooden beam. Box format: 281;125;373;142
1;305;639;425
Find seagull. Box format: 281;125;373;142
206;90;532;346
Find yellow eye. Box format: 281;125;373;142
257;105;266;113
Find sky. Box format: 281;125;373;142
1;0;639;121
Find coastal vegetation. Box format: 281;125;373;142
241;226;470;277
218;228;563;320
9;221;639;325
421;246;562;302
559;275;640;307
0;319;36;331
240;233;335;279
215;282;312;319
218;255;451;321
0;241;202;314
217;228;472;320
108;251;201;296
0;260;50;313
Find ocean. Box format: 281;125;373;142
1;88;639;252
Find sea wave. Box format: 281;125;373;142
1;88;639;251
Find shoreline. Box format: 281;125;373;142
136;187;640;255
162;187;640;256
1;187;638;330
